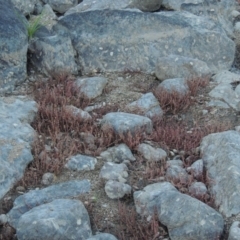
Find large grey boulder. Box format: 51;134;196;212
28;25;78;76
0;0;28;94
16;199;92;240
200;130;240;217
7;180;91;228
0;96;37;200
134;182;224;240
59;10;235;75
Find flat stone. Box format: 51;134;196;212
16;199;92;240
101;112;153;135
7;180;91;228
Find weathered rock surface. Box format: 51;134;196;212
134;182;224;240
87;233;118;240
59;10;235;75
0;96;37;200
137;143;167;162
105;180;131;199
200;130;240;217
0;0;28;94
228;221;240;240
11;0;38;16
42;0;78;13
101;112;153;135
155;55;211;80
28;25;78;76
16;199;92;240
100;144;136;163
64;0;161;16
99;162;128;183
7;180;91;228
157;78;189;95
162;0;236;37
127;92;164;119
75;77;108;99
65;154;97;171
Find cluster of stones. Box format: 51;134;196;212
2;0;240;239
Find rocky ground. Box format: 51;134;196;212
1;67;240;239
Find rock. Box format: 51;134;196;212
200;130;240;217
165;160;189;184
130;0;163;12
87;233;118;240
28;25;78;76
65;154;97;171
127;92;164;119
101;112;153;135
208;83;240;110
134;182;224;240
228;221;240;240
99;162;128;183
0;96;37;200
100;144;136;163
41;173;55;186
7;180;91;228
206;100;230;109
155;55;211;80
0;0;28;94
41;4;58;21
162;0;236;37
212;70;240;84
16;199;92;240
79;132;96;145
188;182;207;199
187;159;204;180
59;10;235;75
64;0;157;16
157;78;189;95
105;180;132;199
11;0;38;16
64;105;92;121
0;214;8;225
137;143;167;162
75;77;108;99
42;0;78;13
